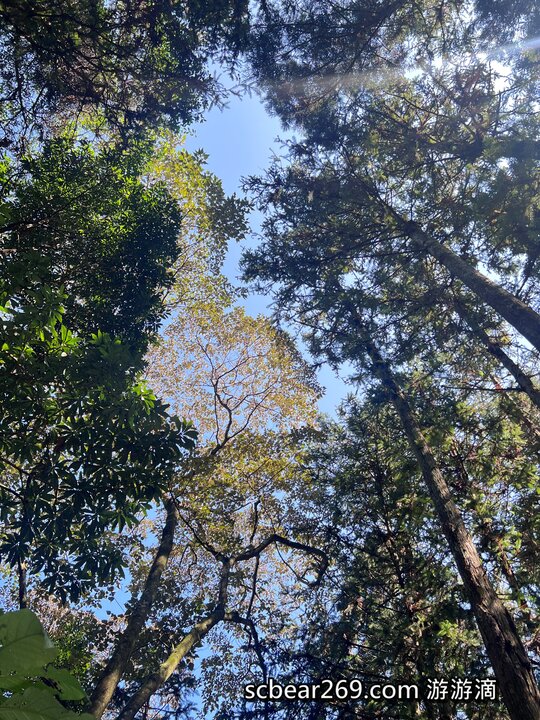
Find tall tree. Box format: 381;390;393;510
85;139;320;719
240;407;514;720
365;333;540;720
0;134;196;604
242;7;540;715
88;305;320;718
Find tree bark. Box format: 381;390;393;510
116;560;231;720
453;297;540;411
89;498;178;719
365;337;540;720
116;611;223;720
400;219;540;354
113;517;326;717
17;559;27;609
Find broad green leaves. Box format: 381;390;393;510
0;611;56;676
0;689;89;720
0;610;91;720
0;135;197;601
5;136;182;352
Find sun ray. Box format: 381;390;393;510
266;35;540;97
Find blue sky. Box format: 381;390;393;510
185;91;352;416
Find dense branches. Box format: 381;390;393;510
241;4;540;718
2;2;540;719
0;0;251;142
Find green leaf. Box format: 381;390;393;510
0;611;56;675
0;687;93;719
44;668;86;702
0;676;30;692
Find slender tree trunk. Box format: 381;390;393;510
448;442;532;616
17;559;27;609
449;444;533;616
488;527;530;616
365;337;540;720
116;611;224;720
116;560;231;720
89;499;179;719
397;217;540;354
453;297;540;411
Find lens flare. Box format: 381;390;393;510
266;35;540;97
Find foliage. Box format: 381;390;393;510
247;0;539;127
2;2;540;720
81;136;321;716
232;403;521;720
0;135;197;602
0;608;92;719
0;0;251;142
147;132;250;309
2;135;183;352
148;303;317;448
240;3;540;719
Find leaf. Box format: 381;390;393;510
0;611;56;675
0;676;30;692
0;688;93;720
44;668;86;702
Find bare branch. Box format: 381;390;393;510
235;533;328;584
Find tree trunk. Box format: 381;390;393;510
414;222;540;353
17;559;27;609
117;560;231;720
116;611;224;720
89;499;178;719
365;337;540;720
400;218;540;354
453;297;540;411
454;301;540;410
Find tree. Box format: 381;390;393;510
0;0;252;143
79;139;320;719
2;135;183;352
242;6;540;717
88;300;321;717
366;333;540;719
245;0;540;352
247;0;540;116
0;134;196;604
12;0;539;144
256;384;540;720
238;407;510;720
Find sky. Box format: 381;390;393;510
184;91;352;416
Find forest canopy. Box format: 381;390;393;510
0;1;539;720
